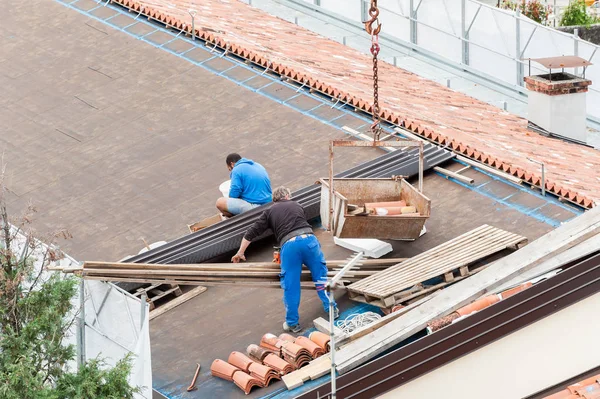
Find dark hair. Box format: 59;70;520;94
226;153;242;165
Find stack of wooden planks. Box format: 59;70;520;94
347;225;528;308
55;259;407;289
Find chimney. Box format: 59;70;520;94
524;56;593;145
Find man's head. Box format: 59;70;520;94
272;186;292;202
226;153;242;171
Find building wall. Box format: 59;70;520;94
378;292;600;399
557;25;600;46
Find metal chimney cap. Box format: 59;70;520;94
527;55;593;69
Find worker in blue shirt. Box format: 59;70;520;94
232;186;339;333
216;153;272;217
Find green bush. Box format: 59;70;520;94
560;0;600;26
0;181;142;398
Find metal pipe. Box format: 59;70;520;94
77;280;86;368
527;158;546;196
461;0;468;65
188;9;197;41
574;28;579;76
419;142;424;192
515;9;523;86
329;287;337;399
329;141;334;232
327;252;364;399
140;292;147;329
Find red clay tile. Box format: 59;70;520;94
246;344;274;362
278;333;296;343
499;282;533;299
260;333;284;354
232;370;263;395
543;389;579;399
263;353;294;375
228;351;254;373
281;341;309;357
543;374;600;399
295;336;326;358
309;331;331;352
281;341;313;369
568;375;600;392
248;362;280;386
576;383;600;398
456;295;501;316
210;359;241;382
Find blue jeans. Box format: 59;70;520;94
226;198;261;215
280;234;335;326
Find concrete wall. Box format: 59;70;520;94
378;292;600;399
558;25;600;45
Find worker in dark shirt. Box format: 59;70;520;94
232;186;338;333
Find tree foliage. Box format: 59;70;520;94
0;171;142;398
560;0;600;26
501;0;551;25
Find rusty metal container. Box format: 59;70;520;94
319;178;431;240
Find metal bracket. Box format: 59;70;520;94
527;157;546;196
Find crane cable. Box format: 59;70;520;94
364;0;383;142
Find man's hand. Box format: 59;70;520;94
232;252;246;263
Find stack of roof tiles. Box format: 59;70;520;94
544;373;600;398
109;0;600;208
277;335;313;369
211;331;330;394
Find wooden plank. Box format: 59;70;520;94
456;155;523;184
335;208;600;374
434;166;475;184
83;276;320;289
493;233;600;294
313;317;345;338
82;259;406;271
149;286;207;321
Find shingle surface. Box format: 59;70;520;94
112;0;600;207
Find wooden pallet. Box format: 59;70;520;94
134;283;183;310
348;262;488;308
347;225;528;308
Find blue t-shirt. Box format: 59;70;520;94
229;158;273;205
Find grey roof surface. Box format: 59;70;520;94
0;0;379;262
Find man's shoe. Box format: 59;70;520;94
328;306;340;320
283;322;302;333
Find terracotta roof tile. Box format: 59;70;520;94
228;351;254;373
544;374;600;399
263;353;294;375
111;0;600;208
248;362;281;386
232;370;263;395
295;336;326;358
309;331;330;352
260;333;284;355
210;359;241;382
246;344;274;363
